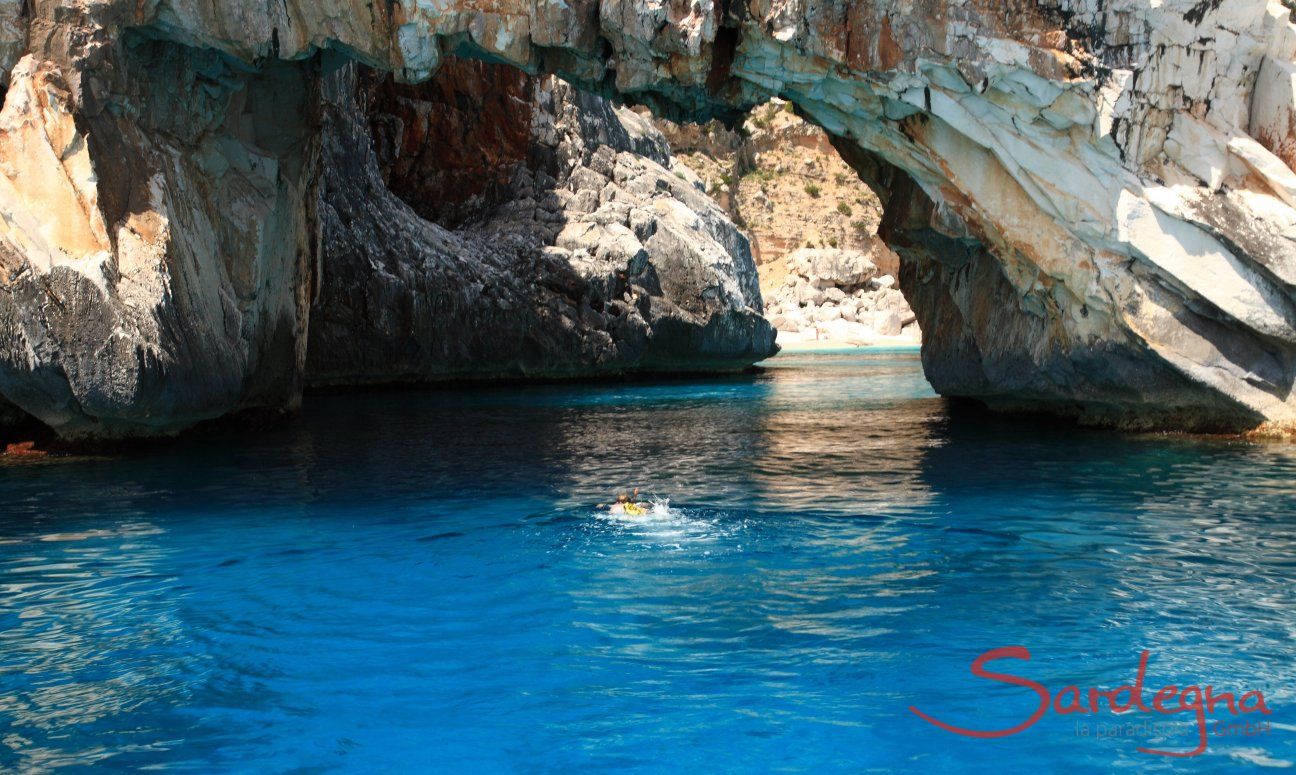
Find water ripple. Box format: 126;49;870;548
0;353;1293;770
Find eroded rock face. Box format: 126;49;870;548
0;25;319;438
0;1;1295;434
308;60;774;385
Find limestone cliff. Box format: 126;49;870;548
0;1;1293;435
309;60;774;385
0;28;320;438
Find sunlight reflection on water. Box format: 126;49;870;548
0;352;1294;771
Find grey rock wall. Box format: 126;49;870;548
307;61;775;385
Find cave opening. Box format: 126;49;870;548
648;103;923;349
341;53;922;368
289;42;1296;433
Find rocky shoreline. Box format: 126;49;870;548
763;246;921;349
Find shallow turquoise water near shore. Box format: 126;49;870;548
1;352;1294;771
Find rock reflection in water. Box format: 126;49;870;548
0;352;1294;770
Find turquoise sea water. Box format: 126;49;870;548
1;351;1294;772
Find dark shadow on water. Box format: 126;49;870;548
2;352;1295;771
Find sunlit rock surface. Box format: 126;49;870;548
1;1;1295;434
0;26;319;438
764;245;922;348
308;60;774;385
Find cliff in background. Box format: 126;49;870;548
653;101;923;347
0;1;1292;436
652;101;890;287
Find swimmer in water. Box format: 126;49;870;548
601;489;646;516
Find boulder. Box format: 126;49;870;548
797;282;827;307
875;289;908;313
873;310;904;337
816;305;843;323
789;248;878;287
819;319;872;345
769;313;799;333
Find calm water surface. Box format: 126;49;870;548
1;351;1294;772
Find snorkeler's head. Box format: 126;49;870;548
616;493;628;503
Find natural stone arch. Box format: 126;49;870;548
0;0;1294;436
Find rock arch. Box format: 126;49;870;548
0;0;1294;436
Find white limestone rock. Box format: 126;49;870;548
0;0;1294;433
790;248;879;287
873;310;904;338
